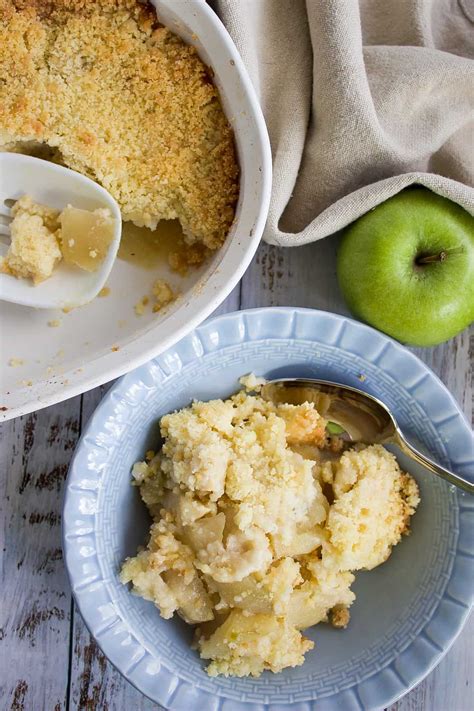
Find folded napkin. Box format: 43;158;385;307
214;0;474;246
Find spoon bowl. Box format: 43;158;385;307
0;153;122;309
262;377;474;495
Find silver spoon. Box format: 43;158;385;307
261;378;474;495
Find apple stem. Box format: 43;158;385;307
416;251;447;265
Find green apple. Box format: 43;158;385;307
337;188;474;346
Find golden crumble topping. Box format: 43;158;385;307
151;278;175;312
132;277;176;316
0;1;239;248
1;194;61;283
121;378;420;677
1;194;115;283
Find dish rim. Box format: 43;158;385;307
1;0;272;422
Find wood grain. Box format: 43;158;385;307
241;241;473;711
67;385;158;711
66;290;241;711
0;396;82;711
0;244;471;711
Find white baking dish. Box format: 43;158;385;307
0;0;271;421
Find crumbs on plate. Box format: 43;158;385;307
134;279;177;316
8;358;24;367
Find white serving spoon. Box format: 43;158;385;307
0;153;122;309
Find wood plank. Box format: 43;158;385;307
0;396;82;711
68;606;159;711
67;289;240;710
391;613;474;711
390;335;472;711
240;241;472;711
411;327;473;423
1;242;470;710
241;239;345;312
68;384;160;711
68;244;471;710
242;240;472;418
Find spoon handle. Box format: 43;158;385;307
395;431;474;495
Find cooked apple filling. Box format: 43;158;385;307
121;377;420;678
60;205;115;271
0;195;115;284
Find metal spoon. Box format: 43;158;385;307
261;378;474;495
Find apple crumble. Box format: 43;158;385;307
1;195;62;283
121;377;420;678
0;195;115;283
0;1;239;249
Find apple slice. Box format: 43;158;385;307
60;206;115;272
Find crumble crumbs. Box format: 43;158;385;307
330;605;351;628
8;358;24;367
134;296;149;316
151;279;176;312
134;280;177;315
168;243;208;276
0;1;239;248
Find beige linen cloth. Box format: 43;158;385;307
214;0;474;246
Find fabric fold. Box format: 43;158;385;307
215;0;474;246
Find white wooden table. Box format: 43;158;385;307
1;238;472;711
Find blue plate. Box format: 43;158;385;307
63;308;474;711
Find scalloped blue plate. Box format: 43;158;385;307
63;308;473;711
